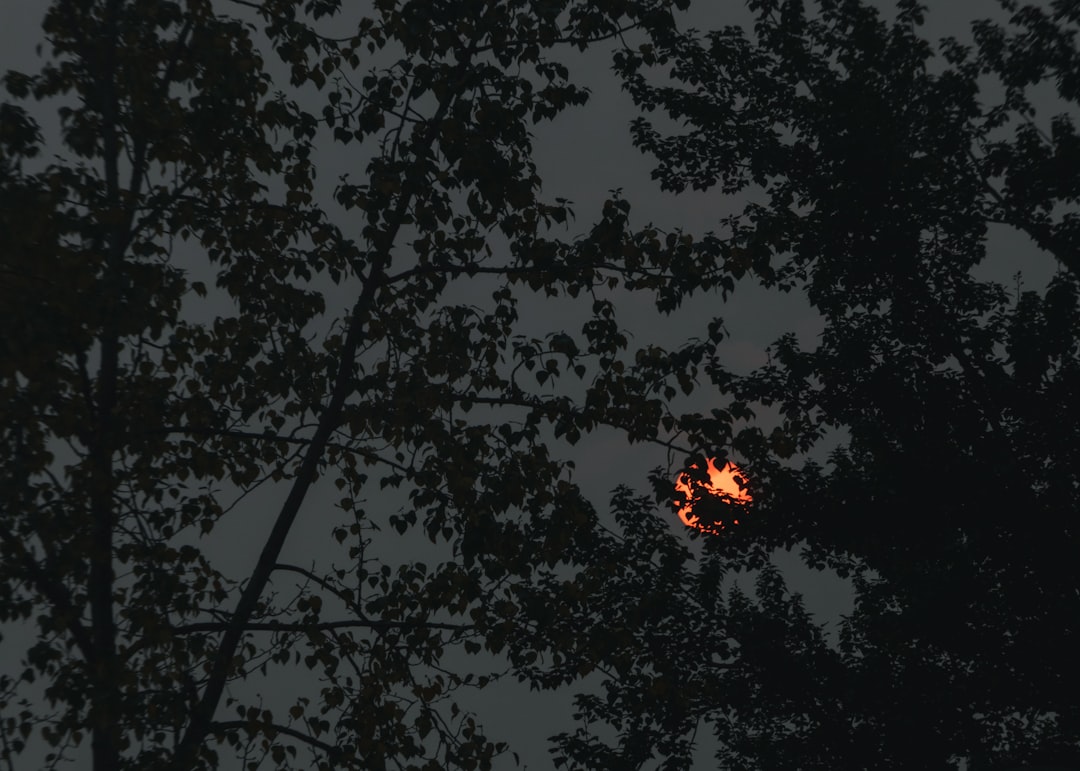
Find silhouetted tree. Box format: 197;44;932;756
0;1;704;769
542;1;1080;769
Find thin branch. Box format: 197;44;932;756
470;21;648;56
223;0;647;52
168;618;473;635
272;562;362;615
209;720;346;761
380;249;727;289
445;392;693;455
137;426;413;478
383;261;560;285
141;426;347;452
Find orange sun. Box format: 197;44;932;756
674;458;751;535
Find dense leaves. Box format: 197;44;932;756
0;1;716;769
538;1;1080;769
7;1;1080;769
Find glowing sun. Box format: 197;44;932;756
674;457;751;535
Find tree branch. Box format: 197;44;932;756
172;40;485;769
210;720;346;761
89;3;125;767
167;618;472;636
272;562;363;615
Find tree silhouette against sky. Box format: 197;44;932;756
0;0;707;768
543;1;1080;769
2;1;1079;770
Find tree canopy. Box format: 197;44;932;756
4;0;1080;770
0;0;710;768
543;1;1080;769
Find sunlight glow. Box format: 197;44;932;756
674;458;751;535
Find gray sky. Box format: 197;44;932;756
0;0;1065;768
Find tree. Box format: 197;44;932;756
0;1;706;769
538;0;1080;768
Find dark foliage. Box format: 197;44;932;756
542;1;1080;769
0;1;707;769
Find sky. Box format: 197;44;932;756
0;0;1066;768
